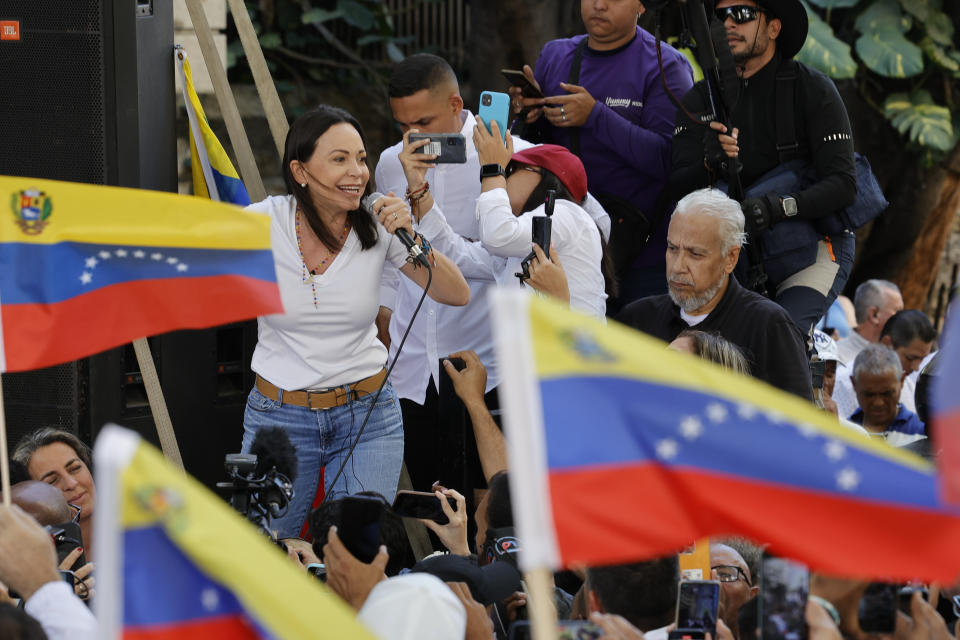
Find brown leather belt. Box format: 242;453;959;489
256;369;387;410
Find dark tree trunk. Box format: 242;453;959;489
464;0;582;109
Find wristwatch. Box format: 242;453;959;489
480;163;505;181
780;195;798;217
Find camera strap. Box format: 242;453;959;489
775;59;801;163
566;38;588;157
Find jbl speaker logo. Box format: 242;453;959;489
0;21;20;41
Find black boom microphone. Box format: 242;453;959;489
362;191;430;268
249;427;298;517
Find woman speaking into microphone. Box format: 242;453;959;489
244;105;469;537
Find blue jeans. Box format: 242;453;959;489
241;381;404;538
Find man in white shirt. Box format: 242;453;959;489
375;54;517;497
377;55;611;497
834;279;902;365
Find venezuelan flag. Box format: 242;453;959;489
491;290;960;583
0;175;281;373
175;49;250;205
93;425;375;639
933;302;959;504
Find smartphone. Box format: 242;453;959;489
50;522;87;572
338;495;383;563
305;562;327;581
501;69;544;98
859;583;898;634
899;585;929;615
508;620;602;640
392;490;457;524
409;132;466;164
759;554;809;640
478;91;510;142
444;356;467;372
670;580;720;640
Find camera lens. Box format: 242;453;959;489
482;94;491;106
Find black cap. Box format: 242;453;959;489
411;554;521;605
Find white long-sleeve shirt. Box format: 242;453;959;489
375;111;526;403
25;580;97;640
477;188;607;320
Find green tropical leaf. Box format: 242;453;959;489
338;0;375;30
920;37;960;71
855;0;912;33
925;10;955;46
884;91;954;150
258;32;282;49
855;25;924;76
898;0;939;21
797;4;858;78
385;41;404;63
301;8;343;24
356;34;384;46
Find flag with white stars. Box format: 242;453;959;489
93;426;373;639
0;174;282;373
491;290;960;584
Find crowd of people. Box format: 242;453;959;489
0;0;953;638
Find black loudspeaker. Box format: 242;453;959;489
0;1;250;490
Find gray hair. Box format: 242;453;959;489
672;188;747;253
852;344;903;384
853;279;901;323
13;427;93;472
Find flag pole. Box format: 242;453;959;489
525;566;559;640
0;377;11;506
183;0;266;202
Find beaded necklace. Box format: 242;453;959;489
295;209;351;309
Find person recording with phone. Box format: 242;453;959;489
473;128;611;320
242;105;469;538
510;0;694;307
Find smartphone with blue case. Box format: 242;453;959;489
478;91;510;141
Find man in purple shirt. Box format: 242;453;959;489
511;0;693;306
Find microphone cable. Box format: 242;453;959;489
322;261;432;502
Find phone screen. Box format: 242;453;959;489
759;555;809;640
674;580;719;639
392;491;456;524
338;496;383;563
508;621;602;640
859;583;898;633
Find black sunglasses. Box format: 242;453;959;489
715;5;767;24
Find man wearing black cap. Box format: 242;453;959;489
670;0;857;341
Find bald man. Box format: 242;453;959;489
8;482;72;526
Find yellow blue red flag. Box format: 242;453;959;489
175;48;250;205
933;302;959;504
93;425;375;639
491;290;960;583
0;175;281;373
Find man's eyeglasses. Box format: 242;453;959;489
714;5;766;24
68;503;82;524
713;564;752;586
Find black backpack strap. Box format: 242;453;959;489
566;39;588;157
775;59;800;163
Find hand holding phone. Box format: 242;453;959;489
478;91;511;142
759;554;809;640
409;133;466;164
517;190;556;282
392;490;458;524
859;583;898;634
502;69;544;99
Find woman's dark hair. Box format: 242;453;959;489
13;428;93;474
282;105;377;253
511;163;618;299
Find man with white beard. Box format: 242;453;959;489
617;189;813;399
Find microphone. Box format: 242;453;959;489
250;427;298;517
362;191;430;268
